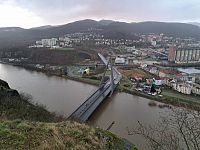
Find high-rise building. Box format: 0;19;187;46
168;47;176;62
168;47;200;63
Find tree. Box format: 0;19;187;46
127;107;200;150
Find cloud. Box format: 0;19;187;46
0;0;200;27
0;2;44;28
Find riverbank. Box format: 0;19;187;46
117;76;200;110
67;72;200;111
2;62;200;111
121;87;200;111
0;79;58;122
0;78;136;150
71;75;200;111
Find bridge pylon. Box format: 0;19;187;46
109;64;114;97
98;53;114;97
68;53;121;122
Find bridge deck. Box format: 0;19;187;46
68;67;122;122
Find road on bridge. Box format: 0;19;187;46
68;54;122;122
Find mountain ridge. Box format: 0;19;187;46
0;19;200;49
188;22;200;27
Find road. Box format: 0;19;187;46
69;66;122;122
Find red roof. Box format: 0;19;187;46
176;73;188;77
160;69;179;75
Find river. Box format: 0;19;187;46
0;63;171;149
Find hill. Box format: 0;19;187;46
188;22;200;27
1;19;200;49
0;120;134;150
0;79;57;122
30;25;54;30
99;19;115;25
0;79;136;150
0;79;19;97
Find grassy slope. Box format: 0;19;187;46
0;79;136;150
162;88;200;104
0;120;131;150
0;95;57;122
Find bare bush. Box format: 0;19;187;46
127;108;200;150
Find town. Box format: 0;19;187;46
1;31;200;105
1;0;200;149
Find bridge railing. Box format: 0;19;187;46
75;83;112;119
68;79;110;119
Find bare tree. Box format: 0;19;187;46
127;107;200;150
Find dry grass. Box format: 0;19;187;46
0;120;128;150
119;69;154;79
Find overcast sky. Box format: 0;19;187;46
0;0;200;28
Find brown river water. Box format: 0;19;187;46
0;63;172;149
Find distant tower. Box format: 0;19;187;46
168;47;177;62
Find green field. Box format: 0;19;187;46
56;48;75;51
162;88;200;105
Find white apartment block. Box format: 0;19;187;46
176;48;200;63
168;47;200;63
41;38;58;47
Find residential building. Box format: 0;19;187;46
115;57;125;64
168;46;200;63
41;38;58;47
192;83;200;95
176;82;193;95
149;67;159;75
168;47;176;62
151;40;157;47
